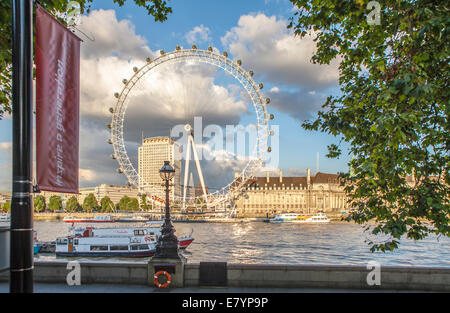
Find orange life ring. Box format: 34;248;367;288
154;271;172;288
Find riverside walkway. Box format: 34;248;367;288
0;283;429;293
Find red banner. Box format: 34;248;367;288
36;5;81;194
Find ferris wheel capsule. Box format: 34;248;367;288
268;147;272;153
146;57;152;63
269;114;275;120
160;50;165;56
266;98;271;104
259;83;264;90
117;169;123;174
110;154;116;160
107;124;112;129
114;92;120;98
109;108;114;114
192;44;197;50
122;79;128;85
237;60;242;66
222;51;228;58
207;46;213;52
249;71;254;77
107;139;113;144
176;45;181;51
270;130;275;136
133;67;138;73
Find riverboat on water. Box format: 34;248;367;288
269;212;331;224
0;214;10;223
63;215;115;223
34;231;42;255
55;224;194;257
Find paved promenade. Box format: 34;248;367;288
0;283;429;293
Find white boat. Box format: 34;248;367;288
63;215;115;223
0;214;10;223
56;224;194;257
269;212;331;224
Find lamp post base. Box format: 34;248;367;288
148;255;186;288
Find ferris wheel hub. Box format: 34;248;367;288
184;124;193;132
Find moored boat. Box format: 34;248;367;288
114;215;148;223
0;213;10;223
269;212;331;224
33;231;42;255
56;224;194;257
63;215;115;223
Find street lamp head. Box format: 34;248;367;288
160;161;175;181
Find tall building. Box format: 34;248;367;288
138;137;181;200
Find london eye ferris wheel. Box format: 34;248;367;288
107;45;275;212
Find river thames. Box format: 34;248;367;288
27;220;450;267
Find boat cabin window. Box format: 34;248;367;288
130;244;149;250
134;230;147;236
56;238;68;244
110;245;129;251
90;245;108;251
74;239;79;245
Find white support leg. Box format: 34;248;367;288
190;135;208;207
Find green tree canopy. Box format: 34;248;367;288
117;195;139;211
66;196;81;212
289;0;449;251
33;195;46;213
82;193;99;212
140;194;152;211
2;201;11;213
0;0;172;119
128;197;140;211
100;196;115;212
48;196;63;212
118;196;130;211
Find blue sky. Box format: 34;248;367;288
0;0;350;191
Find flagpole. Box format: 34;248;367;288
10;0;34;293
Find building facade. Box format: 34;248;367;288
235;169;349;217
138;137;181;200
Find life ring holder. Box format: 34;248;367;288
154;271;172;288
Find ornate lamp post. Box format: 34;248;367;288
154;161;180;259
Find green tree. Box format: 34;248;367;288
128;197;140;211
289;1;449;251
118;196;131;211
100;196;115;212
0;0;172;119
66;196;81;212
2;201;11;213
33;195;46;213
83;193;99;212
140;194;152;211
48;196;63;212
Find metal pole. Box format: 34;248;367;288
10;0;34;293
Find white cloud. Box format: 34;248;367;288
0;142;12;153
185;25;212;45
76;9;153;60
221;13;339;89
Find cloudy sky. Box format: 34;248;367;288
0;0;350;192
